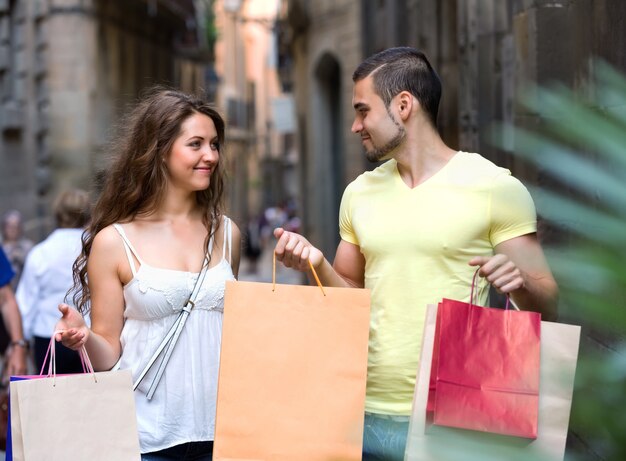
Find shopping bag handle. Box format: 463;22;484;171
41;333;97;385
272;251;326;296
468;268;523;335
469;268;520;311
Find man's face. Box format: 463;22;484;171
351;76;406;163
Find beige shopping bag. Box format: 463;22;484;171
405;304;580;461
214;278;371;461
10;369;141;461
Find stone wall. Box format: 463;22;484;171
286;0;363;258
0;0;209;241
0;0;44;237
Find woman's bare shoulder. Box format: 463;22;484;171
91;225;125;256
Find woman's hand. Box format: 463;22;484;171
55;304;90;350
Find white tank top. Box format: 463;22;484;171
112;218;235;453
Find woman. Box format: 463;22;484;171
16;188;91;373
57;88;241;460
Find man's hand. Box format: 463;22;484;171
273;227;325;272
468;254;523;294
468;233;559;320
55;304;89;350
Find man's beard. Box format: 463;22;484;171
365;124;406;163
365;108;406;163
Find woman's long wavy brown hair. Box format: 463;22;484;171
71;87;226;314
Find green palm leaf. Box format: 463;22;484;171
490;59;626;461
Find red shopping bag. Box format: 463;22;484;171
406;304;580;461
427;272;541;439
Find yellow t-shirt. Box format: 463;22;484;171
339;152;537;415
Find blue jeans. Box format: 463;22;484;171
362;412;410;461
141;441;213;461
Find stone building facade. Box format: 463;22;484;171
280;0;363;258
0;0;212;240
213;0;295;228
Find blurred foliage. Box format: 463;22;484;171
496;60;626;460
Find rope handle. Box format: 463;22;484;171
272;251;326;296
468;268;519;310
41;332;97;386
467;268;521;336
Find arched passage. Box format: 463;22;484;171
311;52;343;256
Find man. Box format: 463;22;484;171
0;247;28;379
274;47;558;460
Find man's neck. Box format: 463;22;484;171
393;127;457;188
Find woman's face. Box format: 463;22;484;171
165;112;220;193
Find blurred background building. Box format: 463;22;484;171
0;0;215;238
213;0;297;227
9;0;623;253
2;0;625;247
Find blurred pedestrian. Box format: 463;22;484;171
56;87;241;460
0;247;28;380
283;200;301;234
16;189;92;374
1;210;34;291
263;204;287;231
243;214;263;274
